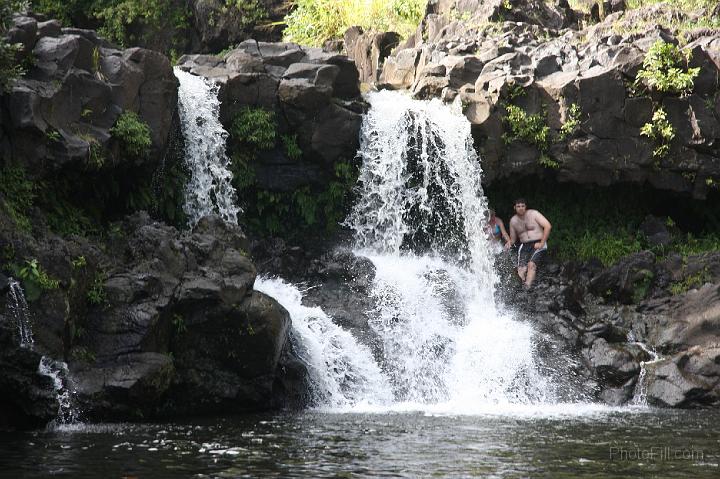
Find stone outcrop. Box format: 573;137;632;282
177;40;365;191
1;14;178;177
0;212;306;426
347;2;720;198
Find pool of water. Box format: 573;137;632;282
1;407;719;478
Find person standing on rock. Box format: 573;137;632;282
505;198;552;289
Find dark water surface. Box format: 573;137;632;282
1;408;719;478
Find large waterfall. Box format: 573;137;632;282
348;91;553;408
175;68;240;226
262;90;555;413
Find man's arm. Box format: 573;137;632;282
497;218;511;243
534;211;552;249
505;217;517;249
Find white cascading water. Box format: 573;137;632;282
628;333;662;406
7;278;33;346
39;356;81;427
175;67;240;226
255;277;393;409
4;279;80;425
260;90;554;412
343;90;553;409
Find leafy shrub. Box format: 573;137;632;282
502;104;550;152
87;271;106;305
283;0;425;46
94;0;189;48
558;103;582;141
231;107;276;150
10;258;60;301
225;0;267;29
635;40;699;95
111;111;152;157
640;107;675;158
670;267;711;295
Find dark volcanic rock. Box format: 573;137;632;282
1;16;178;177
67;213;302;419
349;3;720;198
177;40;364;191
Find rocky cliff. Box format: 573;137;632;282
346;0;720;198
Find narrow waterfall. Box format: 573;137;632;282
255;277;392;409
628;334;662;406
174;67;240;226
345;90;553;409
39;357;81;427
6;278;33;346
4;280;80;424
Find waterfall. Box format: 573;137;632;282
4;279;81;424
628;334;662;406
345;90;553;409
6;278;33;346
174;67;240;226
255;277;392;409
39;356;81;427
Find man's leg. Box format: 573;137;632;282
525;261;537;287
517;266;527;282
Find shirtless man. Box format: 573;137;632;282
505;198;552;289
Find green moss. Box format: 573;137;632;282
111;111;152;158
237;160;359;237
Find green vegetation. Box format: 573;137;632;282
0;166;35;231
502;104;550;153
172;313;187;335
231;107;276;150
558;104;582;141
223;0;266;30
640;107;675;158
670;267;711;295
32;0;190;52
0;0;27;91
71;255;87;269
10;259;60;302
111;111;152;158
635;40;699;95
281;134;303;160
485;180;720;267
86;271;106;305
501;91;584;169
283;0;425;46
634;42;698;161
